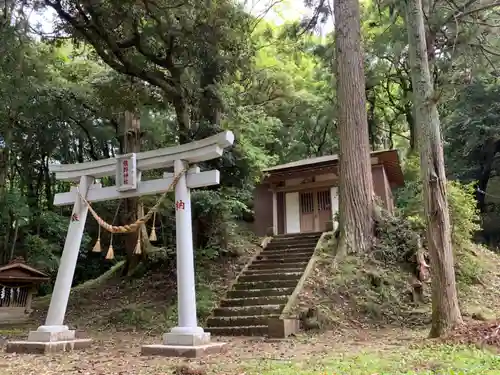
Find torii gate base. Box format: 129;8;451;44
6;333;92;355
141;335;226;358
5;132;233;357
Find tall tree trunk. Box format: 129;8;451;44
199;59;222;133
366;89;377;149
43;156;54;211
122;111;142;276
0;132;9;200
334;0;375;254
405;103;417;151
404;0;463;337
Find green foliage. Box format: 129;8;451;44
0;1;344;288
37;211;77;249
447;181;481;247
442;78;500;181
0;191;30;219
191;189;251;255
373;210;420;265
1;0;499;305
24;234;60;275
395;154;483;284
396;155;480;246
442;78;500;246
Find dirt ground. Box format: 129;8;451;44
0;326;425;375
2;320;500;375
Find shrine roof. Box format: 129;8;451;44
262;149;404;187
0;258;50;283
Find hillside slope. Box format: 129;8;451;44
29;232;259;333
294;235;500;330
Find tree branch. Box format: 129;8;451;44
45;0;180;98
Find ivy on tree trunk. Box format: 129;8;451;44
404;0;463;337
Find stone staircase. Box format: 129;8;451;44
206;232;322;337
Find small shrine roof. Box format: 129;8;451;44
0;257;50;283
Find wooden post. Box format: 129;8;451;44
24;287;34;314
123;111;142;275
272;190;278;235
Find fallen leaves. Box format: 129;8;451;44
443;319;500;349
0;327;426;375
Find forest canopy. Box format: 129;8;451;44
0;0;499;287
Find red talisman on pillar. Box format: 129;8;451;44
175;200;185;211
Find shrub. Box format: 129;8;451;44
191;188;250;256
395;154;482;285
395;154;480;247
447;181;481;247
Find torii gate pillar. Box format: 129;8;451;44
141;160;224;356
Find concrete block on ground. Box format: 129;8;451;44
268;318;300;338
141;342;226;358
5;339;92;354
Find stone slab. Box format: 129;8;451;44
141;342;226;358
268;318;300;338
163;331;211;346
28;329;75;342
5;339;92;354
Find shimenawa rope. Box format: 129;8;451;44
76;167;187;234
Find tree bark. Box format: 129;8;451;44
404;0;463;337
0;145;8;202
334;0;375;254
121;111;142;276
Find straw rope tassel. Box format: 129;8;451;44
105;237;115;260
149;211;157;242
135;203;145;255
134;231;142;255
92;226;102;253
105;199;123;260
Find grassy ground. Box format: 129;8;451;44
0;327;499;374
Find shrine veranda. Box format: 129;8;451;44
5;131;234;357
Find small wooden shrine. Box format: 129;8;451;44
0;257;49;323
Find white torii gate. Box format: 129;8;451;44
6;131;233;357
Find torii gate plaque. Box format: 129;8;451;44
6;131;234;357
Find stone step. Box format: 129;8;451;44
233;280;298;290
228;287;295;298
265;241;318;250
220;295;289;307
207;314;281;327
205;325;268;336
258;253;313;265
262;250;316;257
271;239;320;245
273;232;322;240
252;257;312;265
261;247;314;254
238;272;302;282
213;304;284;317
244;267;306;276
247;261;308;270
260;246;316;254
